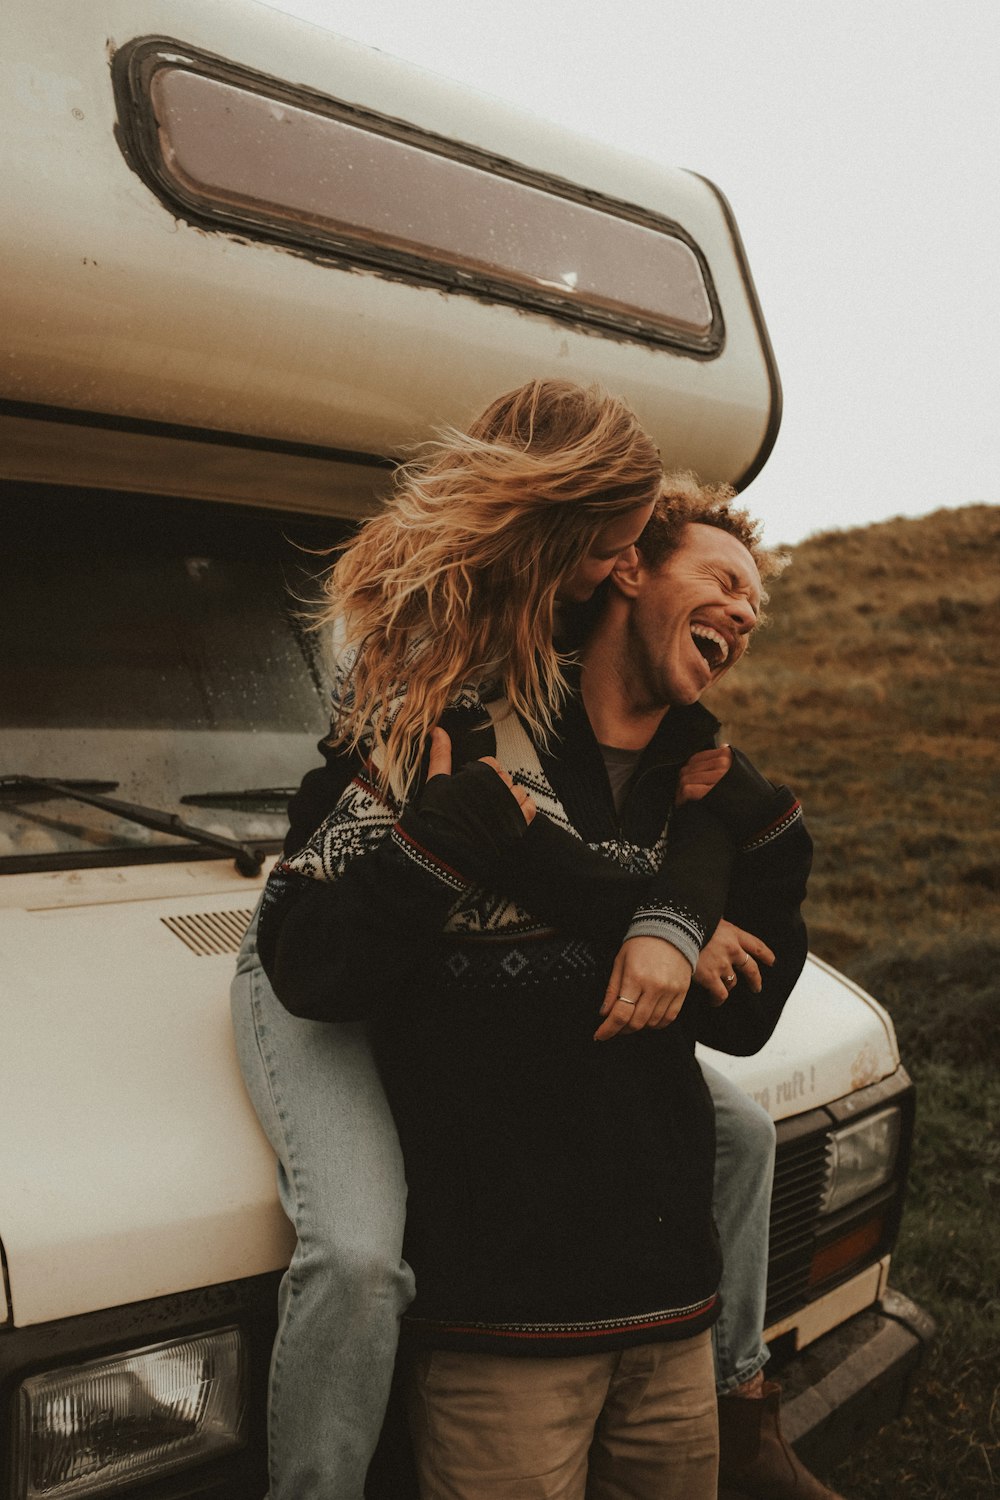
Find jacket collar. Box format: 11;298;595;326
540;675;720;842
558;665;720;765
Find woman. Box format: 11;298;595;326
232;379;685;1499
313;377;664;799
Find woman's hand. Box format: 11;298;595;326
695;919;775;1004
675;745;732;805
428;727;535;824
594;936;692;1041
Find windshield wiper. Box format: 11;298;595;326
0;778;120;801
0;776;265;877
181;787;298;809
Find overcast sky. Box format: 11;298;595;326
262;0;999;545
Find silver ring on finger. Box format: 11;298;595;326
616;995;638;1006
723;972;737;987
734;954;750;970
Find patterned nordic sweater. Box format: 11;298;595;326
258;688;811;1357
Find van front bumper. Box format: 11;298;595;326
776;1288;935;1472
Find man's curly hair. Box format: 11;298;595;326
638;473;788;616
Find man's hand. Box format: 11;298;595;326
594;936;692;1041
428;728;535;825
675;746;733;806
694;919;775;1004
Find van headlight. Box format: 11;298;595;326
15;1327;246;1499
820;1106;902;1217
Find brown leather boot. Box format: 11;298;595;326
717;1381;847;1499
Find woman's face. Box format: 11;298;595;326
556;501;656;603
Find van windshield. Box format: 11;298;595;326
1;484;349;869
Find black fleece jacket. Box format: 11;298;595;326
258;692;811;1356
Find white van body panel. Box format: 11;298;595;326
2;0;776;498
0;863;291;1329
0;415;394;519
1;856;896;1327
698;955;900;1123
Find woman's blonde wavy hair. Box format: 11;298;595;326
318;379;662;794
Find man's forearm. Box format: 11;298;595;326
687;796;813;1054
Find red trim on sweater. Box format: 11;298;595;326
391;822;470;887
749;799;801;843
353;760;400;813
412;1295;717;1343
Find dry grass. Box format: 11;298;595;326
704;503;1000;1497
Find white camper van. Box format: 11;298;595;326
0;4;931;1497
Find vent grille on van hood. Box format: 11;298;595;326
161;908;254;956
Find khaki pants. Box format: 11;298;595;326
406;1332;718;1500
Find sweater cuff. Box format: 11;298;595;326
624;905;702;970
740;797;804;855
396;759;528;888
389;823;470;893
701;749;797;848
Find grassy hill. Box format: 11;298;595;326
704;503;1000;1498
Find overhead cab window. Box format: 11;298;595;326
115;39;722;355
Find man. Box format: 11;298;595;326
260;484;831;1498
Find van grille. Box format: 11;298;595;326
161;908;254;956
765;1131;835;1322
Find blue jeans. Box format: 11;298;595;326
700;1061;775;1392
231;909;415;1500
232;918;775;1492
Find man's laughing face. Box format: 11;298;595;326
626;523;763;709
